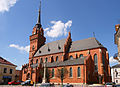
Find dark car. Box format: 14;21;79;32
39;83;55;87
21;80;33;86
63;84;74;87
8;81;22;85
115;84;120;87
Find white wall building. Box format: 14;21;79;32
111;64;120;83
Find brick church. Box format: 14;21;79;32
21;2;111;84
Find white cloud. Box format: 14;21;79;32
9;44;30;53
0;0;17;13
16;66;22;70
44;20;72;38
109;56;118;65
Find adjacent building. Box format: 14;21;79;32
21;2;111;84
111;64;120;83
0;56;17;84
15;70;22;81
114;24;120;60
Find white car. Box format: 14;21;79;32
105;82;114;87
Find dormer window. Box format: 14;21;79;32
39;50;41;53
58;45;61;50
47;44;50;52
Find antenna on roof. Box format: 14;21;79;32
93;32;95;38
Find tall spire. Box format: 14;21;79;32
36;0;42;29
37;0;41;24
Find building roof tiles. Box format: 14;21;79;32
0;56;16;66
34;37;104;57
45;57;86;68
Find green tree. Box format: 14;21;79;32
56;67;68;86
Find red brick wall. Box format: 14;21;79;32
49;65;85;84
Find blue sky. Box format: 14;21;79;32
0;0;119;69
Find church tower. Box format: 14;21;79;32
29;1;46;58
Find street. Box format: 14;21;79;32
0;84;105;87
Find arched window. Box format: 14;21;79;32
40;58;43;63
45;58;48;63
51;56;54;62
36;59;38;64
56;56;58;61
69;67;72;77
77;67;81;77
52;69;54;78
32;45;35;51
102;53;105;70
94;54;98;71
79;54;83;58
31;59;33;65
75;53;78;59
70;56;73;60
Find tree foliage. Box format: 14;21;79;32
56;67;68;85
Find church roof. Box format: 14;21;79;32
46;57;86;68
70;37;104;52
34;39;66;57
111;64;120;68
34;37;104;57
0;56;17;66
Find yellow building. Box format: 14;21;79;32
0;56;17;84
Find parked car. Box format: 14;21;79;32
63;84;74;87
21;80;33;86
8;81;22;85
39;83;55;87
115;84;120;87
105;82;115;87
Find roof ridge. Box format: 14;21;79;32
0;56;16;66
46;38;66;44
72;37;95;42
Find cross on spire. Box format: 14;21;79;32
37;0;41;24
36;0;42;29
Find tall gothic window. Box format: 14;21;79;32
32;45;35;50
70;56;73;60
69;67;72;77
51;56;54;62
56;56;58;61
102;53;105;70
94;54;98;71
76;54;78;59
45;58;48;63
52;69;54;78
31;59;33;65
36;59;38;64
79;54;83;58
77;67;81;77
40;58;43;63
